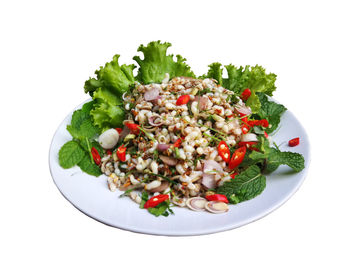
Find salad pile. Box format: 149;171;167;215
58;41;305;216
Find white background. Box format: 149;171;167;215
1;0;349;262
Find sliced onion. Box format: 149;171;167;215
144;88;160;101
235;104;252;116
159;155;178;166
241;133;258;142
201;160;223;189
201;174;216;189
148;115;163;126
186;197;207;211
203;160;223;174
157;144;170;151
205;201;229;214
122;92;128;101
199;96;209;111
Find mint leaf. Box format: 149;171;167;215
217;165;266;203
147;200;173;217
77;153;101;176
248;137;305;173
139;191;149;209
59;141;85;169
256;93;287;133
67;105;99;140
133;41;195;84
266;148;305;173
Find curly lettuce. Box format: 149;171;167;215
202;63;277;113
83;41;278;130
133;41;195;84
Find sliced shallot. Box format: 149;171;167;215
235;104;252;116
144;88;160;101
203;160;223;174
201;174;216;189
148;115;163;126
157;144;170;151
201;160;223;188
199;96;209;110
205;201;229;214
241;133;258;142
186;197;207;211
159;155;178;166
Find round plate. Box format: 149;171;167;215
49;99;310;236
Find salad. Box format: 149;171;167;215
58;41;305;217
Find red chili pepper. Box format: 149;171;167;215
241;117;248;124
144;194;169;209
264;131;269;138
173;137;185;148
240;88;252;101
230;172;238;179
229;146;247;170
115;128;123;134
259;119;269;128
176;95;190;106
217;141;231;163
247;119;269;128
116;145;127;162
205;194;229;203
125;122;140;135
289;137;300;147
106;150;112;155
241;124;250;134
91;147;101;165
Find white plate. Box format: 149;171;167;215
49;99;310;236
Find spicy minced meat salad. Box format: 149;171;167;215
58;41;305;217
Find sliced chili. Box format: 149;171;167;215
264;131;269;138
173;136;185;148
125;122;140;135
115;128;123;134
229;146;246;170
247;119;269;128
91;147;101;165
218;141;231;163
205;194;228;203
144;194;169;209
289;137;300;147
176;95;190;105
241;124;250;134
116;145;127;162
230;172;238;179
240;88;252;101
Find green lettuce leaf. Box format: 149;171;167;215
217;165;266;203
203;63;277;113
90;87;125;130
203;63;223;85
133;41;195;84
84;55;135;96
223;65;250;94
